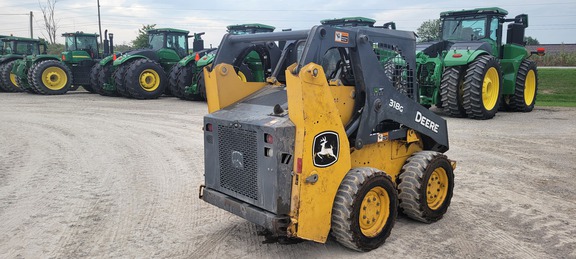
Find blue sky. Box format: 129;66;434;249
1;0;575;46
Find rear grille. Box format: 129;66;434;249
217;125;259;200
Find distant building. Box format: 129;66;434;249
527;44;576;54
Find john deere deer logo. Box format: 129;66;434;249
313;131;339;167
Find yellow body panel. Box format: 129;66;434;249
328;85;355;126
351;140;423;182
286;63;352;242
204;64;267;113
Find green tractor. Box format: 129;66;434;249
91;28;190;99
12;32;110;95
416;7;545;119
0;36;48;92
168;23;275;101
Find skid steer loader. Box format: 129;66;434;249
199;25;455;251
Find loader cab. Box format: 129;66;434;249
440;7;509;56
227;24;276;35
147;28;189;59
63;32;99;60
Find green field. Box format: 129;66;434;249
536;68;576;107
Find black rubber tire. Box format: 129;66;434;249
0;61;23;92
331;167;398;252
31;60;73;95
197;71;207;101
508;60;538;112
440;66;467;117
397;151;454;223
125;59;167;99
112;62;132;97
88;63;103;94
168;64;182;98
16;63;38;94
96;63;119;97
462;55;502;120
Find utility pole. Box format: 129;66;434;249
30;11;33;38
97;0;102;44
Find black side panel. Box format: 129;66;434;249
507;23;525;46
71;60;97;85
416;41;453;58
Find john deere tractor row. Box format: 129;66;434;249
0;36;47;92
9;32;113;95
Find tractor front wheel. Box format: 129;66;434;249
440;66;467;117
331;167;398;252
31;60;73;95
398;151;454;223
125;59;167;99
0;60;23;92
509;60;538;112
462;55;502;119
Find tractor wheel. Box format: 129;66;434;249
398;151;454;223
462;55;502;120
97;63;119;96
331;167;398;252
0;61;23;92
508;60;538;112
31;60;73;95
169;63;196;100
23;63;41;94
197;72;207;100
87;63;103;94
113;62;133;97
125;59;167;99
440;66;467;117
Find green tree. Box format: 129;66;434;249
524;36;540;45
416;19;441;42
131;24;156;49
47;43;64;55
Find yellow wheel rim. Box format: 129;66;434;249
482;67;499;110
359;186;390;237
238;71;247;82
427;168;449;210
139;69;160;92
41;66;68;90
10;72;19;87
524;70;536;105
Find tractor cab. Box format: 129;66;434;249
1;37;46;56
439;7;530;57
147;28;189;59
62;32;99;61
227;24;276;35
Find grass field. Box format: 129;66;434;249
537;68;576;107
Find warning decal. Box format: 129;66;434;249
335;31;349;43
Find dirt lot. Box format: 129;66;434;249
1;91;575;258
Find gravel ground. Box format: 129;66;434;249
0;91;575;258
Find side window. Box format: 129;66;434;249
489;17;499;41
321;48;342;80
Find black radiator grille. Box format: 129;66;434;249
217;125;259;200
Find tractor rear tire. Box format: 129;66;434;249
97;63;119;96
197;72;207;100
509;60;538;112
20;63;40;94
125;59;167;99
440;66;467;117
462;55;502;120
31;60;73;95
0;61;23;92
88;63;103;94
168;63;184;98
113;62;133;98
331;167;398;252
398;151;454;223
169;63;199;100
